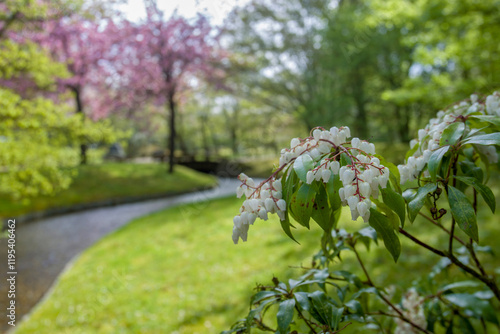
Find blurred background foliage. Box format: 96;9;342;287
1;0;499;198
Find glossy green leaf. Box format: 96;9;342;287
375;154;402;193
428;145;450;181
381;184;406;227
469;115;500;127
326;172;342;211
344;300;363;315
447;185;478;242
251;291;280;304
277;299;295;333
290;183;316;228
293;154;314;183
444;293;498;325
458;317;475;334
283;167;298;204
463;132;500;146
280;210;299;244
294;292;310;312
454;176;496;213
340;152;352;166
440;280;481;292
312;185;333;232
373;199;400;229
440;122;466;146
308;291;343;330
368;208;401;262
408;183;437;222
459;161;484;183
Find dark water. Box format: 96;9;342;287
0;178;241;333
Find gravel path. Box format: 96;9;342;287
0;178;241;333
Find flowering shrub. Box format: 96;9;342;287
225;92;500;333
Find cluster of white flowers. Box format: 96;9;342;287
232;126;390;243
278;127;352;167
337;156;389;222
394;288;427;334
398;92;500;184
232;173;286;244
486;91;500;116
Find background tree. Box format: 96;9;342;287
0;0;105;197
120;0;221;173
35;16;123;164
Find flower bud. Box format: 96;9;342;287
277;199;287;211
351;137;360;148
347;195;359;212
258;208;268;221
330;160;340;174
357;200;368;217
277;210;285;221
233;215;242;229
321;169;331;183
313;129;321;141
264;198;275;212
290;137;300;148
306;171;314;184
273;179;282;192
359;181;371;198
236;185;244;198
342;168;355;186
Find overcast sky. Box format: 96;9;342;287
118;0;249;25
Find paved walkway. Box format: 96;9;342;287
0;178;241;333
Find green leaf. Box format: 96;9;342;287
326;172;342;211
428;146;450;181
469;115;500;127
283;168;298;204
344;300;363;315
277;299;295;333
440;281;481;292
444;293;498;325
312;185;333;232
459;161;484;183
375;154;401;193
463;132;500;146
407;183;437;222
340;152;352;166
381;184;406;227
280;210;299;244
405;142;420;160
454;176;496;213
373;199;400;229
308;291;343;330
440;122;466;146
294;292;310;312
251;291;280;304
331;270;363;289
290;183;316;228
293;154;314;183
458;317;475;334
368;208;401;262
447;185;478;242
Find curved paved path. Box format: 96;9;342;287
0;178;241;333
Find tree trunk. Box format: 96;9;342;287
351;71;368;137
199;113;210;161
167;90;176;174
73;87;87;165
394;105;410;142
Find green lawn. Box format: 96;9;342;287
0;163;217;218
15;196;324;333
15;185;500;333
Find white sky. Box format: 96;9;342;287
118;0;249;25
